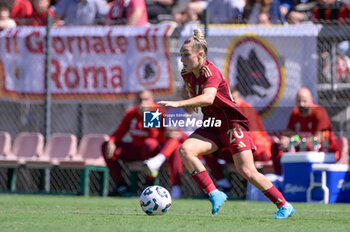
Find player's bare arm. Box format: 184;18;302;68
105;140;116;159
158;87;217;108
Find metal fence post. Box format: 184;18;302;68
204;9;209;42
330;42;337;102
44;13;52;142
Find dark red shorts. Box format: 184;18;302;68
193;122;255;155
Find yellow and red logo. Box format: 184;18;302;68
224;33;286;119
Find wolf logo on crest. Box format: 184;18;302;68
236;49;271;98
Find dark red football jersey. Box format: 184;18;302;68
181;60;249;129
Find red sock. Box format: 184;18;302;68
192;170;217;194
263;185;287;207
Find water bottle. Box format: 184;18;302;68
312;137;320;151
299;137;307;151
288;137;296;153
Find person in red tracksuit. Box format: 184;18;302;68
102;90;182;196
107;0;148;26
10;0;33;24
271;87;339;175
24;0;56;26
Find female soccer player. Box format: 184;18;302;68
158;29;294;219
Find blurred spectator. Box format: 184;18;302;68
312;0;350;24
172;0;189;24
23;0;56;26
0;1;16;30
338;40;350;57
107;0;148;25
52;0;110;25
10;0;33;24
280;0;295;16
257;11;273;24
174;0;244;25
244;0;285;24
206;0;245;24
271;88;339;174
281;0;316;24
184;0;207;22
146;0;176;23
335;51;350;82
322;47;350;83
173;0;208;25
314;0;350;82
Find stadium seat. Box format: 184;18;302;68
47;133;78;165
0;131;17;192
78;134;109;196
0;132;45;192
12;132;45;166
0;131;17;167
21;133;78;193
36;133;79;167
60;133;108;168
59;133;109;197
78;133;108;166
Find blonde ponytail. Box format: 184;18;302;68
183;29;207;57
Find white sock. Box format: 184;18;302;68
209;189;219;195
145;153;166;171
216;178;231;189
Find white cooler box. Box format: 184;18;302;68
307;164;350;203
281;152;336;202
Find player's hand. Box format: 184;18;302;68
279;136;290;151
157;101;180;108
105;141;116;159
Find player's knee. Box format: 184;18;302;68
179;143;195;160
237;166;255;181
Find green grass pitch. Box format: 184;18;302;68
0;194;349;232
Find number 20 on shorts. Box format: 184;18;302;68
226;127;244;144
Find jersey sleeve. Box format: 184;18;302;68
109;109;133;142
313;107;332;131
202;66;221;89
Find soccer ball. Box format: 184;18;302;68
140;185;172;216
